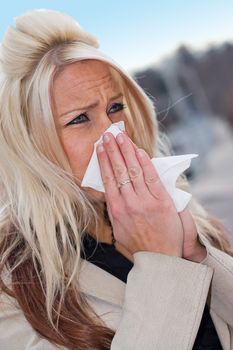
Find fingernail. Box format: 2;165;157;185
136;149;145;158
103;133;110;143
97;143;104;153
116;133;124;144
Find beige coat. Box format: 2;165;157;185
0;232;233;350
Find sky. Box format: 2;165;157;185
1;1;233;71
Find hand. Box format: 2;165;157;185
96;131;184;257
179;209;207;262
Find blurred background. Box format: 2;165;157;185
1;1;233;238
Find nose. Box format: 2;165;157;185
95;114;113;140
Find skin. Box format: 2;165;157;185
52;59;207;262
52;60;129;203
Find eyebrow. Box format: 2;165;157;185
59;92;123;118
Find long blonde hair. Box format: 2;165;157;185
0;9;232;350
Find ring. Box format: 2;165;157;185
117;179;131;188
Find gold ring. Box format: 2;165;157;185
117;179;131;188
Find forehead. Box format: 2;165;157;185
52;60;119;98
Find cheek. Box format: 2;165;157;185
60;132;94;180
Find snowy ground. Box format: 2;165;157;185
191;119;233;240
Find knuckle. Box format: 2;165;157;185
128;166;142;179
102;174;115;185
114;164;128;178
145;174;159;184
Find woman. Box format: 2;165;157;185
0;9;233;350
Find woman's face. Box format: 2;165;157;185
52;60;129;202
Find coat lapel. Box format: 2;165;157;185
79;258;126;307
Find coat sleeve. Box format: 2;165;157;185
198;232;233;328
0;252;213;350
111;251;213;350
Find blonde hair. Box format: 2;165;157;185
0;8;232;350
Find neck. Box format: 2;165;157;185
86;202;134;262
87;202;113;244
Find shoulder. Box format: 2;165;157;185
0;270;66;350
0;290;66;349
199;232;233;272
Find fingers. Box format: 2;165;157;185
101;132;137;199
115;133;150;196
97;131;170;203
96;142;120;203
135;148;170;201
123;130;170;201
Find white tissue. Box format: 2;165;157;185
81;121;198;212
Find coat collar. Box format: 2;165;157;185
78;233;209;308
79;258;126;307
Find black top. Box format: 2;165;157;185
81;233;223;350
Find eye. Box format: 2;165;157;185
65;113;89;126
108;102;126;114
